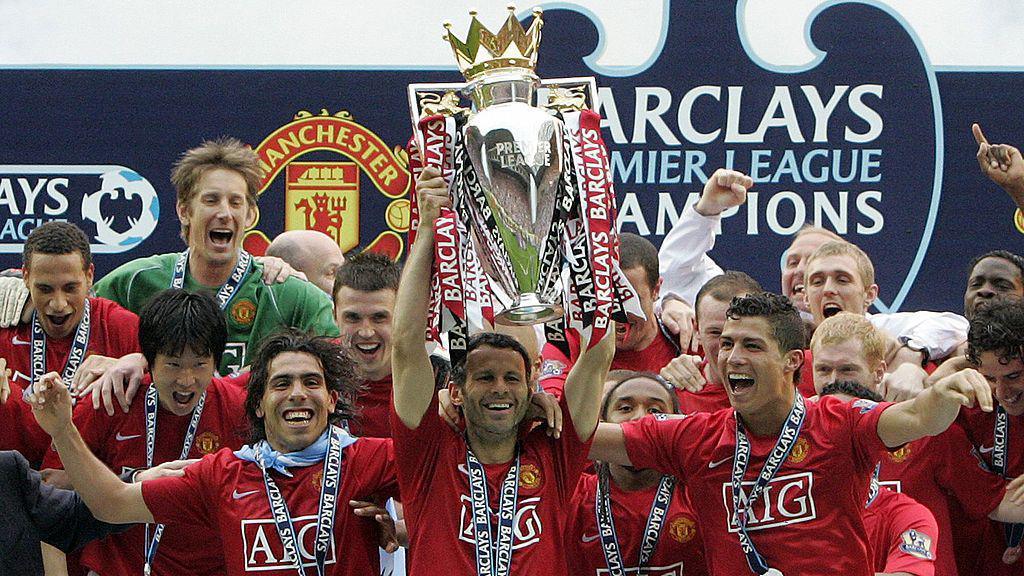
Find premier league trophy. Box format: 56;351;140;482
408;6;639;351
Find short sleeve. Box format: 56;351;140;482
550;395;594;501
829;396;897;470
141;453;216;528
538;342;572;399
620;414;702;481
348;437;400;501
107;302;142;355
390;394;445;490
279;278;340;337
881;494;939;576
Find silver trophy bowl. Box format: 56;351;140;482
463;73;564;325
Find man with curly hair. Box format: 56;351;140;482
956;296;1024;574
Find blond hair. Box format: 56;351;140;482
170;137;261;241
809;312;885;367
805;240;875;288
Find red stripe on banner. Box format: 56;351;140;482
435;211;466;328
579;111;614;348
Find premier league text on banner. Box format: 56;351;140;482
602;84;884;237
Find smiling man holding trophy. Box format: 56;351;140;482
405;5;642;358
392;6;634;575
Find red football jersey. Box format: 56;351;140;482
0;296;140;466
44;376;247;575
954;407;1024;576
391;394;591;575
864;486;939;576
540;329;679;397
349;375;393;438
878;423;1004;576
621;395;894;576
566;472;708;576
142;437;397;576
676;359;731;414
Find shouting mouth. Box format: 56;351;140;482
728;374;755;394
209;228;234;248
822;303;843;319
171;391;196;407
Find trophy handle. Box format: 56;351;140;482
407;82;469;152
538;76;600;113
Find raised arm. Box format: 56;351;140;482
563;327;615;441
392;166;450;429
587;422;634;466
876;368;992;448
26;372;153;524
973;123;1024;212
657;168;751;306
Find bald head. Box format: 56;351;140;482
266;230;345;294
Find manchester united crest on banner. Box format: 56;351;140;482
244;109;413;260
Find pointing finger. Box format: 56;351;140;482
973;123;989;146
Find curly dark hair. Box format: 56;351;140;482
726;292;806;383
23;221;92;271
967;295;1024;366
450;332;532;388
244;329;362;443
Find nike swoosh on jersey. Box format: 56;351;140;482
115;433;142;441
581;533;601;543
11;336;29;346
708;455;734;469
979;445;995;454
232;489;259;500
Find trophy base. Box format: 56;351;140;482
495;293;563;326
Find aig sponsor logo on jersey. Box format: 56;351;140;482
596;560;684;576
222;342;248;376
457;495;542;550
878;479;902;493
721;472;817;532
241;514;336;571
0;166;159;253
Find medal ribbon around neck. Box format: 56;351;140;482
992;407;1024;551
170;249;252;310
731;394;806;576
30;298;91;400
143;384;208;576
254;425;344;576
466;446;520;576
595;472;675;576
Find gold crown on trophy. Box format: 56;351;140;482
443;5;544;81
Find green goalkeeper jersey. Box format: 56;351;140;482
94;252;339;375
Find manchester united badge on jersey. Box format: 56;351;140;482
888;444;911;463
195;431;221;455
519;463;542;489
669;515;697;543
788;437;810;464
230;298;256;326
